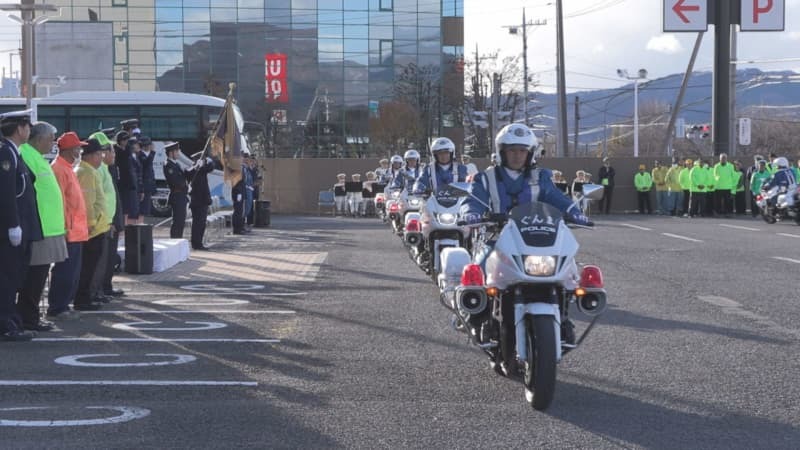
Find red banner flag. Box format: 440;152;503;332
265;53;288;103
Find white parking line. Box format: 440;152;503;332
719;224;760;231
777;233;800;239
0;406;150;427
772;256;800;264
33;338;280;343
621;223;652;231
81;310;296;315
0;381;257;386
124;292;306;297
697;295;800;339
662;233;703;243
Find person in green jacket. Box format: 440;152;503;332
17;122;67;331
702;160;715;216
750;159;771;217
664;157;684;216
713;153;735;216
651;160;669;214
689;160;706;217
732;160;746;215
634;164;653;214
679;158;693;216
792;158;800;182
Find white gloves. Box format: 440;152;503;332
206;157;213;165
194;158;204;168
236;194;243;202
8;226;21;247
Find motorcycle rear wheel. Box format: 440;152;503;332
523;315;557;411
761;213;777;224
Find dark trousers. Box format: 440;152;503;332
190;205;208;249
233;199;245;234
689;191;705;217
48;242;82;315
704;192;715;216
170;193;188;239
637;191;652;214
735;191;746;215
102;230;119;293
715;190;732;215
90;231;110;299
750;193;760;217
17;263;50;325
599;186;614;213
0;242;26;329
75;234;105;307
682;189;691;215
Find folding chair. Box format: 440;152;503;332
318;190;336;216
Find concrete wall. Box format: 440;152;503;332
259;157;696;214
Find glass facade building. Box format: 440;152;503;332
38;0;464;157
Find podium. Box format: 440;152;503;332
125;224;153;274
255;200;271;228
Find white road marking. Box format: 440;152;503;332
621;223;652;231
181;283;264;291
719;224;760;231
125;292;306;297
81;310;296;315
772;256;800;264
0;381;257;386
34;338;279;343
153;298;249;306
697;295;799;339
0;406;150;427
111;321;227;331
54;354;197;368
662;233;703;242
777;233;800;239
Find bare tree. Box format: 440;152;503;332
369;101;421;155
393;63;442;153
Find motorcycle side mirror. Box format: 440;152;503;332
581;183;605;201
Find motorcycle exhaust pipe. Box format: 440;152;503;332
456;287;487;315
576;288;607;316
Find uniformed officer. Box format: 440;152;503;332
162;142;191;238
0;110;41;341
189;155;215;250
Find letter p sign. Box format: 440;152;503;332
740;0;785;31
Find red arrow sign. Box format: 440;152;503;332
672;0;700;23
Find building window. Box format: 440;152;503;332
380;0;392;11
379;40;392;66
442;0;462;17
112;0;127;6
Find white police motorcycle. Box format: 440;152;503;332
439;182;607;411
756;185;800;225
409;188;470;279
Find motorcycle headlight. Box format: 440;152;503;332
524;255;557;276
409;198;421;207
437;213;456;225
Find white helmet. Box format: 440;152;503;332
430;137;455;161
494;123;538;167
773;156;789;168
390;154;403;165
404;149;420;162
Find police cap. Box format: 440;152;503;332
120;118;139;129
0;109;32;126
138;135;152;146
115;131;130;142
165;142;181;153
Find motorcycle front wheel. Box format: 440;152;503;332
524;315;557;411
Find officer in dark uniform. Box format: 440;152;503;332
0;110;42;341
189;155;215;250
163;142;191;239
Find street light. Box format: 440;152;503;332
617;68;648;157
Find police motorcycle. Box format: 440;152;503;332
438;182;607;411
756;185;800;225
408;186;470;279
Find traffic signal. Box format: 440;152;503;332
701;124;710;139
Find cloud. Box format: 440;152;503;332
782;31;800;41
646;35;684;54
592;43;605;54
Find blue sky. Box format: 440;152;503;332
465;0;800;93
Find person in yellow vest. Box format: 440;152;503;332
713;153;735;217
679;158;693;216
651;160;669;215
732;160;747;215
688;160;706;217
664;157;684;216
634;164;653;214
702;160;715;217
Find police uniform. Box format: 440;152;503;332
163;143;190;238
0;111;41;340
189;158;214;249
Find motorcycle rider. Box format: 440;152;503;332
374;158;390;183
412;137;468;195
390;149;422;191
385;155;404;187
459;123;592;374
762;157;798;208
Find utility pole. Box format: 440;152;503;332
0;0;58;109
729;24;738;157
573;96;580;156
503;10;546;128
555;0;568;157
712;0;732;156
490;72;501;155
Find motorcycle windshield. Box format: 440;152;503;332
508;202;563;248
434;189;459;208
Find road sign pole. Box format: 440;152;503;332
712;0;731;156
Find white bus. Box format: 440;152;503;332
1;91;254;215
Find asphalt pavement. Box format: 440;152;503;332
2;213;799;449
